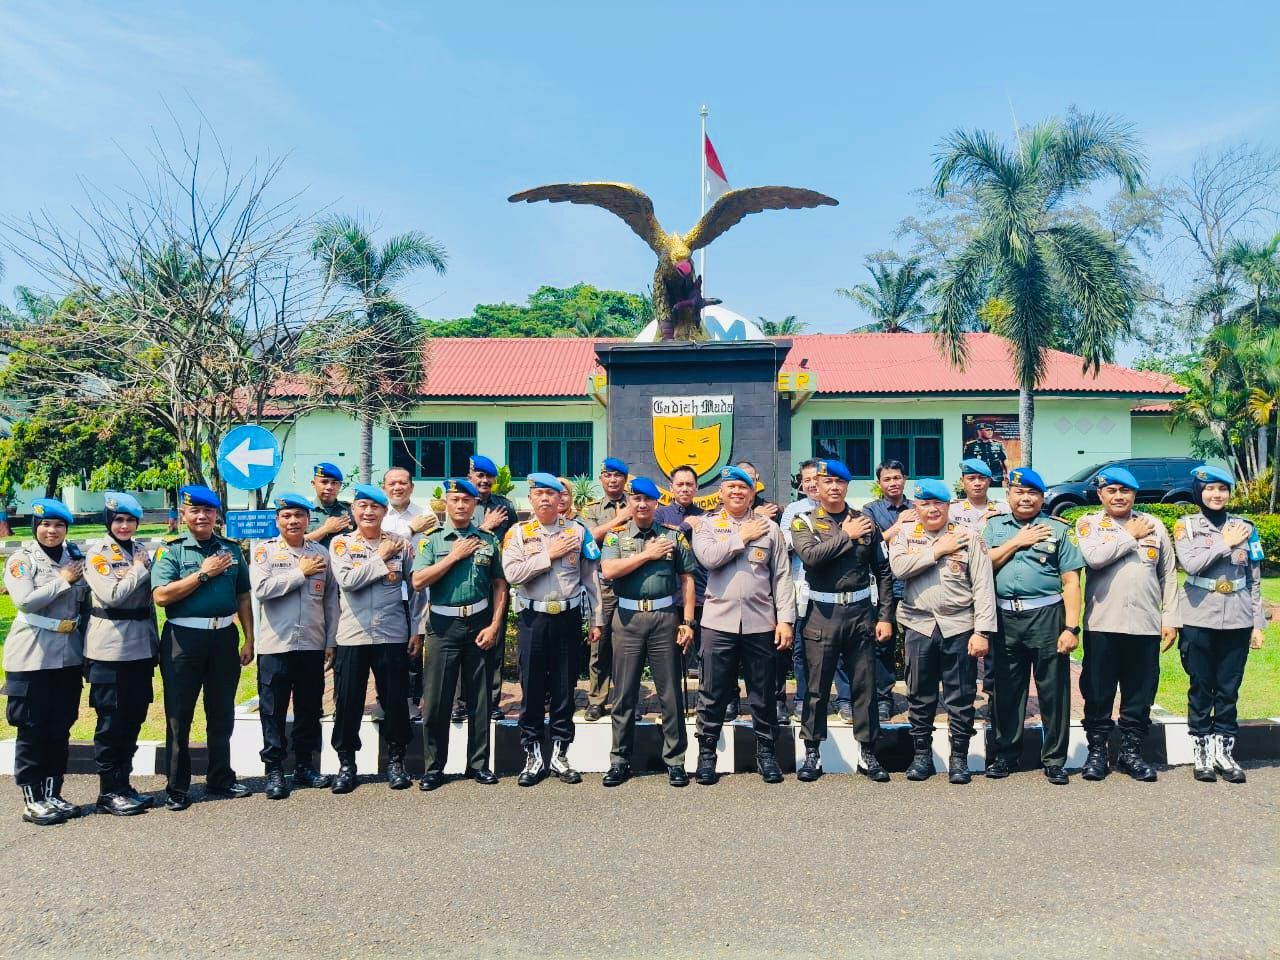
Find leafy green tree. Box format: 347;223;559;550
837;258;937;332
756;315;806;335
1225;232;1280;326
310;215;448;483
427;284;650;338
932;112;1145;466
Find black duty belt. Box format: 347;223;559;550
90;606;154;622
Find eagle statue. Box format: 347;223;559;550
508;183;838;340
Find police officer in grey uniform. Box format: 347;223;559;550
581;456;632;722
691;466;795;785
328;483;415;794
889;479;997;784
599;476;696;787
83;492;158;816
3;498;89;825
501;473;604;787
152;485;255;810
1173;465;1267;783
790;460;894;783
981;468;1084;785
1074;467;1179;783
412;478;507;790
251;493;340;799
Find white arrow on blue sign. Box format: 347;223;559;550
217;424;282;491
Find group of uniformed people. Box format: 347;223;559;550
2;447;1267;825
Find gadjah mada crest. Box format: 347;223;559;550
651;395;733;485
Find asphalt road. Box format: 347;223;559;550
2;765;1277;960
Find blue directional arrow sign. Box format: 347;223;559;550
217;424;282;491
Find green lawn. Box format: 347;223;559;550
0;522;175;543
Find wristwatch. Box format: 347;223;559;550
197;571;211;584
1065;625;1080;636
681;619;695;628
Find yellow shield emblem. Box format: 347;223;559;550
651;395;733;486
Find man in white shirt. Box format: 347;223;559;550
381;467;437;720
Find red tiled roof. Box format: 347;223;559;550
780;333;1184;397
272;333;1184;400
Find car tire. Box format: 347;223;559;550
1050;498;1082;517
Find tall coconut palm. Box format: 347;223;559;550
837;257;937;332
1244;327;1280;511
757;315;806;335
1226;232;1280;326
311;215;447;482
932;112;1145;466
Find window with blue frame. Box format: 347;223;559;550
812;419;874;479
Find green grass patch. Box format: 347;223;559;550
1;522;175;542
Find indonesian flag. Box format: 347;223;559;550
704;134;729;203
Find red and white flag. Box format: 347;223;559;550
704;134;730;203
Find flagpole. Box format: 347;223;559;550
699;104;708;281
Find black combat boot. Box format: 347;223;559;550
857;742;890;782
756;752;783;784
1081;731;1110;781
21;782;65;826
264;768;290;800
796;743;823;782
96;771;148;816
1213;734;1247;784
695;742;718;785
331;753;358;794
905;734;935;781
1115;733;1157;782
292;754;331;789
517;743;544;787
386;753;411;790
1192;736;1216;782
948;738;971;785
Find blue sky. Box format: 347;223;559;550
2;1;1278;335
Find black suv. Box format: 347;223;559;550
1043;457;1202;516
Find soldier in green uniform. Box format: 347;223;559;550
151;485;255;810
963;422;1009;488
598;476;696;787
305;462;353;548
580;456;631;722
981;468;1084;784
456;454;518;723
412;477;508;790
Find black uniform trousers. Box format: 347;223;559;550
874;622;898;709
331;643;411;757
453;628;506;716
696;627;778;755
1080;631;1159;740
423;610;492;774
1178;625;1252;738
160;622;241;793
609;607;687;766
801;600;879;745
516;607;581;749
4;666;82;788
904;627;976;741
86;658;154;789
992;604;1070;767
256;650;325;769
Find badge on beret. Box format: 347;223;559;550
32;503;45;517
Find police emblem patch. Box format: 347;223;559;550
749;546;766;563
1146;547;1157;561
1078;522;1090;538
9;559;27;578
333;540;347;556
91;555;111;577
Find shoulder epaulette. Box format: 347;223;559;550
1043;514;1069;525
521;519;540;535
661;523;682;531
163;534;183;543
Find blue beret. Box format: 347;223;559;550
273;493;314;512
468;455;497;477
1192;464;1234;487
959;458;993;479
720;465;754;486
313;462;343;482
352;483;389;506
816;459;852;482
444;478;479;498
1094;467;1139;491
626;476;662;499
601;457;628;475
31;498;73;525
179;485;221;510
1006;468;1046;493
528;472;565;492
913;479;952;502
103;491;143;520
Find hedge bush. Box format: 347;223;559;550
1058;503;1279;572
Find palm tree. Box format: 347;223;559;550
1244;327;1280;511
837;258;937;332
757;315;806;335
932;112;1145;466
568;303;626;337
1226;232;1280;326
311;215;448;482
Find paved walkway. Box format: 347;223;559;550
2;764;1275;958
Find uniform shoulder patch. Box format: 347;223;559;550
417;538;429;555
502;528;516;548
814;507;827;519
8;557;28;578
1172;519;1187;540
332;538;347;556
603;532;619;547
1076;520;1090;538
